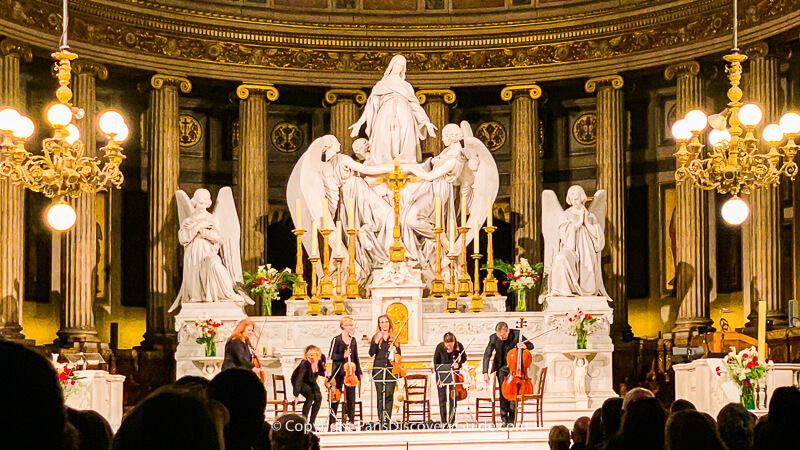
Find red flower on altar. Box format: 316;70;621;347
507;273;513;278
585;315;593;320
744;380;751;387
746;361;755;369
716;367;721;376
742;353;749;359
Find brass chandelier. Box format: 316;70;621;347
670;0;799;225
0;0;128;230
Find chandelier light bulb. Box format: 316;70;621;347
738;103;763;127
98;110;126;137
671;119;692;141
778;112;800;135
762;124;783;144
45;200;77;232
112;123;130;143
721;196;749;226
708;113;728;131
0;107;21;132
64;124;81;145
684;109;708;133
46;103;73;128
708;128;732;147
12;115;35;140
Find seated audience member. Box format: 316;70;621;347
595;397;623;450
66;407;113;450
175;375;211;389
717;403;754;450
753;386;800;450
549;425;571;450
608;397;666;450
670;399;696;415
621;387;654;410
207;368;268;450
665;409;727;450
0;341;76;450
113;385;229;450
571;416;590;450
270;414;320;450
586;409;603;449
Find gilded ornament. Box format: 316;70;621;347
585;75;624;93
150;74;192;93
664;61;700;81
475;121;506;152
0;38;33;62
236;84;279;102
179;115;202;148
323;89;367;106
572;113;597;146
500;84;542;101
415;89;456;106
271;122;304;153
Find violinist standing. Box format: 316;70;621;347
482;322;533;427
221;318;267;379
291;345;326;430
328;316;362;429
433;332;466;427
369;314;401;429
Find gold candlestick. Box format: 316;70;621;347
333;257;345;315
471;253;484;312
289;229;310;301
446;252;459;313
318;229;334;300
482;225;499;297
456;226;472;296
344;229;361;299
430;227;447;297
307;254;321;316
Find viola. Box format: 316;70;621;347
343;338;359;388
247;340;267;384
501;318;533;402
325;377;342;402
388;321;407;378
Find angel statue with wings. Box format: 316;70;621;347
541;186;609;299
169;187;252;312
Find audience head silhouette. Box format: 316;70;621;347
717;402;754;450
666;409;727;450
207;368;267;450
670;398;696;415
270;414;320;450
615;396;666;450
548;424;570;450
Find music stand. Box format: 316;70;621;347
435;363;457;427
373;366;396;429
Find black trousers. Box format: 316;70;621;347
437;385;457;426
496;366;515;424
329;376;357;424
299;385;321;426
374;377;396;427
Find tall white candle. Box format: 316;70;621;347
435;197;441;229
347;198;355;230
322;198;329;230
311;223;318;256
295;198;302;229
473;215;480;253
487;196;493;227
758;300;767;361
461;196;467;227
449;217;456;251
335;221;342;257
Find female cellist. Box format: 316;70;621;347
369;314;401;429
433;332;466;427
221;318;267;380
291;345;326;430
328;316;361;430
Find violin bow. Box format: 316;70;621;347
250;317;269;354
389;319;408;347
452;336;477;363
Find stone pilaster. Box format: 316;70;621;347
56;61;109;344
664;61;713;336
416;89;456;156
324;89;366;155
500;84;543;266
585;75;631;339
145;74;191;345
744;42;786;326
0;39;31;340
235;84;278;276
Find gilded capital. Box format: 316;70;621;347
664;61;700;81
742;41;791;60
324;89;367;106
0;39;32;62
585;75;624;93
72;60;109;80
150;74;192;93
500;84;542;101
416;89;456;105
236;83;279;102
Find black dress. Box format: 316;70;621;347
291;356;326;427
328;334;361;425
221;339;254;372
433;341;466;426
369;336;400;427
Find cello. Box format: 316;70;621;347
500;322;558;402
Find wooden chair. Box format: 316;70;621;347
267;374;299;419
515;367;547;427
402;374;430;423
475;373;499;425
340;382;363;424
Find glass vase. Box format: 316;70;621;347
204;340;216;357
515;289;528;312
262;297;272;316
576;330;587;349
740;383;755;410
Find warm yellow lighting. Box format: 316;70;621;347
685;109;708;133
112;123;129;143
708;129;732;148
708;113;727;131
98;111;126;137
0;107;21;132
46;103;73;127
45;200;77;231
671;119;692;141
12;116;35;141
738;103;763;127
721;196;749;226
763;124;783;144
64;124;80;145
779;112;800;135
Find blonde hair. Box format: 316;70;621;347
340;316;354;329
304;345;321;358
373;314;395;342
227;318;255;342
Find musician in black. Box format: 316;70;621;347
482;321;533;427
291;345;326;429
328;316;362;429
369;314;400;429
221;318;266;380
433;332;466;427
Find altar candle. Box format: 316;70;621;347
487;196;493;227
758;300;767;360
461;196;468;227
266;344;273;356
311;223;319;256
295;198;302;229
473;215;480;253
435;197;441;229
335;221;342;257
348;198;355;230
323;198;329;230
449;217;456;251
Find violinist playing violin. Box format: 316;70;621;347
433;332;466;428
369;314;401;430
221;318;267;379
291;345;326;430
482;322;533;427
328;316;362;430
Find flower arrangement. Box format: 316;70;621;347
242;264;298;316
194;316;222;357
565;307;599;349
53;361;83;399
716;346;772;409
486;258;544;311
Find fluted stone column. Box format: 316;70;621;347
145;75;191;345
744;42;786;326
585;75;631;339
236;84;278;275
416;89;456;156
56;61;109;344
324;90;366;155
501;84;543;265
665;61;713;335
0;39;31;340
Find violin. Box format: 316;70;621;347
501;318;533;402
247;340;267;384
343;338;359;388
325;377;342;402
